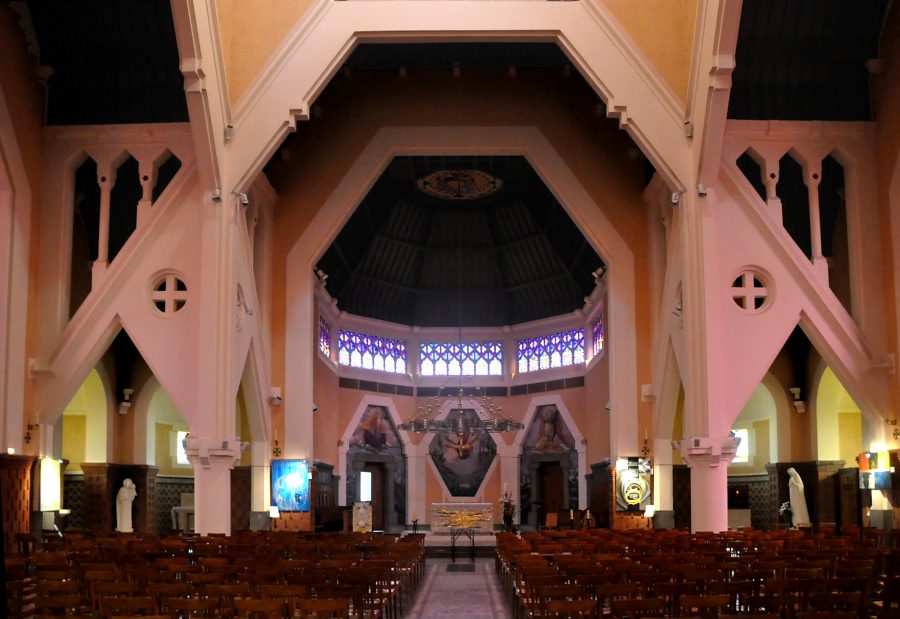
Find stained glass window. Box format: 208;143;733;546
419;341;503;376
517;329;585;374
592;316;604;358
319;316;331;358
338;330;407;374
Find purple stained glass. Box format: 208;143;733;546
319;316;331;358
517;329;585;374
337;329;407;375
592;317;604;357
419;341;503;376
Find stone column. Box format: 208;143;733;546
682;435;738;533
653;438;675;529
384;460;398;532
560;460;571;510
184;437;244;535
405;443;427;525
528;461;540;528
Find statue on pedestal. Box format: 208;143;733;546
116;478;137;533
787;467;810;528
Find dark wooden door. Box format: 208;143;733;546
363;463;385;531
539;462;564;525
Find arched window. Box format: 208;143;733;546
337;330;406;374
419;341;502;376
517;329;585;374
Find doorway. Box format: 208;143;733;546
538;461;564;526
361;463;385;531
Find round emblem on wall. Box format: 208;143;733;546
417;170;503;200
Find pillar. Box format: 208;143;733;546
405;443;426;525
682;435;738;533
652;438;675;529
184;437;244;535
249;440;270;530
384;460;398;532
528;461;540;527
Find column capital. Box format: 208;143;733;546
680;434;739;468
184;436;247;469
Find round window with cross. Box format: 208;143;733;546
730;269;771;313
150;272;189;316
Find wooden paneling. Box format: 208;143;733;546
231;466;251;532
0;455;37;554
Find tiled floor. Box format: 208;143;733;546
405;558;513;618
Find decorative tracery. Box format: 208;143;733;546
338;330;407;374
419;341;503;376
592;317;604;357
517;329;585;373
319;316;331;358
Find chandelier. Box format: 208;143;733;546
399;384;524;434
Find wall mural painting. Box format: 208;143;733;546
523;404;576;452
428;409;497;497
345;405;406;526
350;405;401;451
520;404;579;523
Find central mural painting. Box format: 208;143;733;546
428;409;496;496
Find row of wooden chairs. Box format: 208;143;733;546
8;531;427;619
496;529;899;619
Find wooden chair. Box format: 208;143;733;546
678;593;731;618
258;583;309;617
795;612;858;619
34;595;91;616
296;598;350;618
609;596;667;619
99;596;157;619
164;597;219;619
146;582;194;613
708;579;756;614
232;598;284;619
652;581;698;617
544;598;599;618
808;591;863;614
542;512;559;531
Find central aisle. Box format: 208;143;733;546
405;558;513;618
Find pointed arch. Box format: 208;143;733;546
337;394;410;505
513;393;587;506
285;126;638;462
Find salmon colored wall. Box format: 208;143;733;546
217;0;317;106
312;354;341;466
584;353;612;463
603;0;697;103
872;5;900;419
217;1;695;107
269;70;651;443
0;6;45;440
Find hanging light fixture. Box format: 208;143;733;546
400;381;524;435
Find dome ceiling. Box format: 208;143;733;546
315;156;605;328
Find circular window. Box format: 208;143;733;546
730;269;770;313
151;272;189;315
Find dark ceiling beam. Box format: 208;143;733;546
504;272;577;294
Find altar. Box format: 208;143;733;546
430;502;494;533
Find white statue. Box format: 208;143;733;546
787;467;810;528
116;478;137;533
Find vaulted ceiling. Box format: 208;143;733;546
11;0;897;331
315;156;604;328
